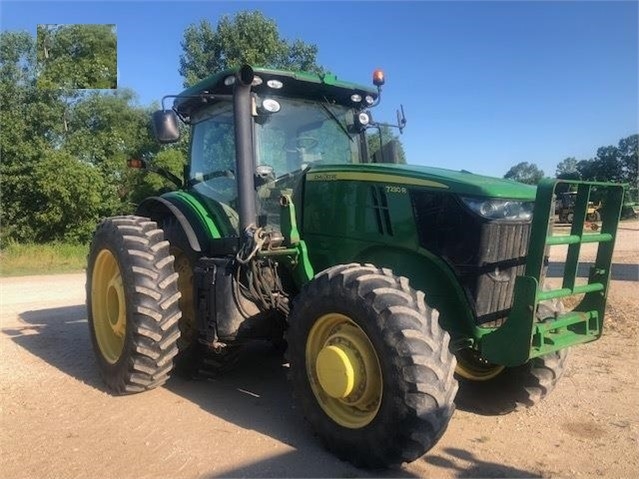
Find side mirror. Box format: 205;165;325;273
152;110;180;144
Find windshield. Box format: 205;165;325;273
187;96;363;232
188;102;237;205
255;97;362;176
254;97;362;228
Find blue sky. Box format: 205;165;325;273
1;0;637;178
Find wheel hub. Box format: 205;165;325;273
307;314;382;428
106;275;126;337
316;344;358;398
91;249;127;364
455;348;505;381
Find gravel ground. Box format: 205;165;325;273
1;221;637;478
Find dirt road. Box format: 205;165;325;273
1;223;637;478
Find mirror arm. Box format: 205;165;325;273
154;165;183;189
132;159;183;189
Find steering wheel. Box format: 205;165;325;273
284;136;319;153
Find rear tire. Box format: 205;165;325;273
87;216;181;394
161;217;242;378
287;263;458;468
160;218;198;370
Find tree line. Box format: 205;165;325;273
1;11;406;246
1;12;323;245
1;30;182;244
504;134;638;191
37;24;117;90
2;11;631;247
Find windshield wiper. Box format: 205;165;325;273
186;169;235;188
321;98;353;142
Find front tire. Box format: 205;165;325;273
455;295;569;415
87;216;181;394
287;264;458;468
455;348;569;414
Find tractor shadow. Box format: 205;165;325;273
10;304;538;478
453;380;520;416
207;445;540;478
8;304;104;390
164;342;421;478
8;304;411;477
422;447;542;478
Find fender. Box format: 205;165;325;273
138;192;241;258
355;245;477;343
137;196;203;252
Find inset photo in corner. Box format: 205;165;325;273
36;24;117;89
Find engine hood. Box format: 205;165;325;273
306;163;537;200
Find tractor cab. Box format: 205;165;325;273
151;66;402;233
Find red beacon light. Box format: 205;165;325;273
372;69;385;87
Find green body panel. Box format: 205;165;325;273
302;166;477;340
161;191;224;239
307;163;537;199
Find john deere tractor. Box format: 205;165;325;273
87;65;624;468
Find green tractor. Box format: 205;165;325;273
86;65;625;468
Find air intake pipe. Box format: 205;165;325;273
233;65;257;234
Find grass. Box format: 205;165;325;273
0;242;87;277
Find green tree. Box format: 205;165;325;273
128;148;188;206
574;135;638;184
555;157;580;194
504;161;544;185
1;31;70;242
556;157;580;179
618;134;638;186
37;24;117;89
64;90;187;213
575;135;638;212
1;29;175;244
30;150;109;242
179;11;322;87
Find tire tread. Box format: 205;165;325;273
87;215;182;395
287;263;458;468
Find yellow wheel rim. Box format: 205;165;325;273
91;249;126;364
171;247;195;351
455;348;505;381
306;313;382;429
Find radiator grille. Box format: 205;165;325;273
410;190;531;325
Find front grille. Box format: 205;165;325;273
410;190;531;325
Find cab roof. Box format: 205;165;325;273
174;66;378;117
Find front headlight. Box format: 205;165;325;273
461;197;534;220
